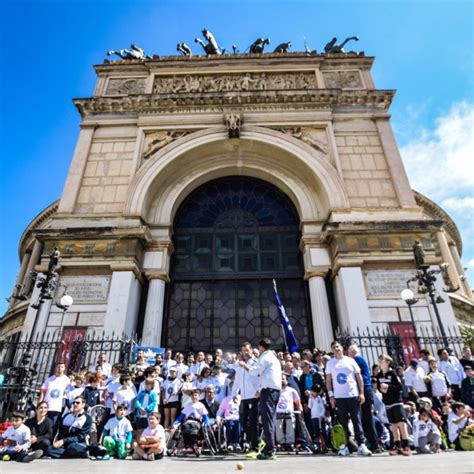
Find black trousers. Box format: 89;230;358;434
335;396;366;445
259;388;280;453
240;397;259;450
31;439;51;455
360;389;379;449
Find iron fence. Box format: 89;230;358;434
336;325;471;368
0;331;134;420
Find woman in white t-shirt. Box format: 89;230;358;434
161;367;181;428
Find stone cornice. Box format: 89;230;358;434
413;190;462;255
321;219;444;241
74;89;395;118
19;200;59;259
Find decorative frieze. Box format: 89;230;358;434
152;72;318;94
322;70;363;89
105;77;147;95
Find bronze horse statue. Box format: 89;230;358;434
195;29;223;55
324;36;359;54
249;38;270;54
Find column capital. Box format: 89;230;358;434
144;271;169;283
305;268;330;279
147;239;174;255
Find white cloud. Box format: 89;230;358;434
398;101;474;286
399;101;474;203
441;196;474;214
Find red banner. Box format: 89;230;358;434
56;327;87;371
389;322;420;366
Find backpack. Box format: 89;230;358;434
330;418;347;450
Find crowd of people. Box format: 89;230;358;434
0;338;472;463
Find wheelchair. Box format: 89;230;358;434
166;418;219;457
275;411;317;454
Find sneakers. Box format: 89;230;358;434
257;451;277;460
357;444;372;456
338;445;350;457
246;450;259;459
400;446;412;456
228;444;235;452
22;450;43;463
132;453;141;460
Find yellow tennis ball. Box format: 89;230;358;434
3;454;11;462
236;461;244;470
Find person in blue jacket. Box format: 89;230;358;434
135;378;158;434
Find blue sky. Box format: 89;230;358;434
0;0;473;315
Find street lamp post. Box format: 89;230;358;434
15;248;73;411
400;286;419;335
402;240;459;341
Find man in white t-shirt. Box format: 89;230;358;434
276;375;302;414
41;361;71;427
325;341;371;456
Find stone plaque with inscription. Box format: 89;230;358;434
365;270;417;297
60;276;110;302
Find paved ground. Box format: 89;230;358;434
2;451;473;474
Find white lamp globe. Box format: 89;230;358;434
60;294;74;309
400;288;414;301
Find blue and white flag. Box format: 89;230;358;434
273;279;299;353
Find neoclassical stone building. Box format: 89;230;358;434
2;51;472;351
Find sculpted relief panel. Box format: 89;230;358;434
142;130;194;160
322;70;363;89
105;77;147;95
152;72;318;94
274;127;329;154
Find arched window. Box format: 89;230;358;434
164;177;312;351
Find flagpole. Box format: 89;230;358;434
273;279;289;353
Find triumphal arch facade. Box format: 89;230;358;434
3;47;472;351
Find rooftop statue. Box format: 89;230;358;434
195;28;223;55
324;36;359;54
177;42;192;56
249;38;270;54
107;44;152;60
273;42;291;53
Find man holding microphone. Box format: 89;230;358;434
239;338;281;460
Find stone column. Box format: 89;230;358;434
103;270;141;337
450;243;473;298
307;272;334;350
7;252;31;309
333;266;372;332
141;273;167;346
436;230;463;295
22;240;43;295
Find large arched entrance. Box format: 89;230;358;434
163;176;313;352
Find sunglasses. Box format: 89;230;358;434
73;401;83;405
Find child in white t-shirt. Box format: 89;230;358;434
132;412;166;461
102;404;133;459
0;411;42;463
114;374;137;416
308;384;328;450
448;401;473;450
413;407;441;453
